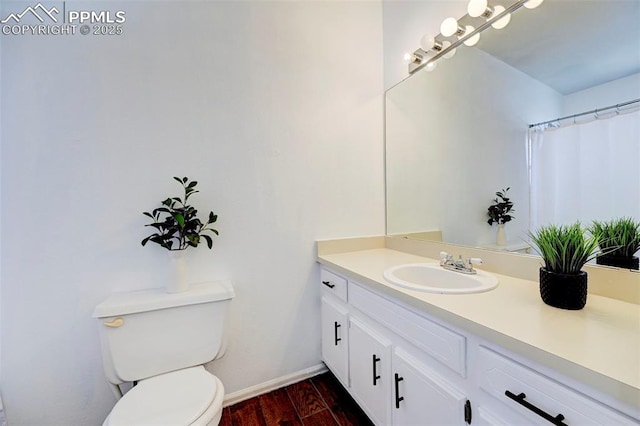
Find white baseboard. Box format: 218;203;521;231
223;363;328;407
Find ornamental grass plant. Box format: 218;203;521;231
589;217;640;258
528;223;601;275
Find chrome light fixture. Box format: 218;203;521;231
468;0;512;29
405;0;544;73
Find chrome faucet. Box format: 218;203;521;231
439;252;483;275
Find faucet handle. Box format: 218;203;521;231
467;258;483;265
440;251;452;266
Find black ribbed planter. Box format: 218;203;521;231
539;268;587;310
596;255;639;270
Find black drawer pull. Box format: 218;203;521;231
322;280;336;289
333;322;341;346
372;354;381;386
464;400;472;424
394;373;404;409
505;391;567;426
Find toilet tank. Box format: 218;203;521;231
93;280;234;385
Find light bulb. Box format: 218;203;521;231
442;41;456;59
524;0;544;9
420;35;438;52
463;25;480;46
440;17;460;37
403;52;413;64
467;0;488;18
491;5;511;29
425;61;438;72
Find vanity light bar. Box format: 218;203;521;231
408;0;535;74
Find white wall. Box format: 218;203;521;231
0;2;384;425
562;73;640;116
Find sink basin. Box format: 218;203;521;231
383;263;498;294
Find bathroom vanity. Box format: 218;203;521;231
317;238;640;425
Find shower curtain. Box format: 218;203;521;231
529;109;640;230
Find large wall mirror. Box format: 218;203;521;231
385;0;640;264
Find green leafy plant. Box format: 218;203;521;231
589;217;640;258
487;187;515;225
141;177;218;251
528;223;601;274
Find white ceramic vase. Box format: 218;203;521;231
496;224;507;246
167;250;189;293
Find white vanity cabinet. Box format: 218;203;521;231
320;267;470;425
320;296;349;387
320;268;349;387
319;266;638;425
393;347;468;425
348;315;392;425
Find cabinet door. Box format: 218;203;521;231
321;296;349;386
392;348;467;426
349;315;392;426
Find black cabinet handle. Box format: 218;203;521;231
322;280;335;289
505;391;567;426
394;373;404;409
372;354;381;386
333;322;341;346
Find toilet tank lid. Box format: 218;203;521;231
93;279;235;318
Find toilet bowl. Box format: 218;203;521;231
103;367;224;426
93;281;235;426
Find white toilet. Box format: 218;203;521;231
93;280;235;426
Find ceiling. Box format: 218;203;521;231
478;0;640;95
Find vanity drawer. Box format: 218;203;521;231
320;268;348;302
478;346;635;425
349;282;466;376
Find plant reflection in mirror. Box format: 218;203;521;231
487;187;515;226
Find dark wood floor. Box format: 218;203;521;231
220;371;374;426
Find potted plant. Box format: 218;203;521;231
528;223;601;310
487;187;514;246
142;176;218;292
590;217;640;270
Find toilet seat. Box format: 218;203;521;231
104;366;224;426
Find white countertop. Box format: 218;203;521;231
318;247;640;409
